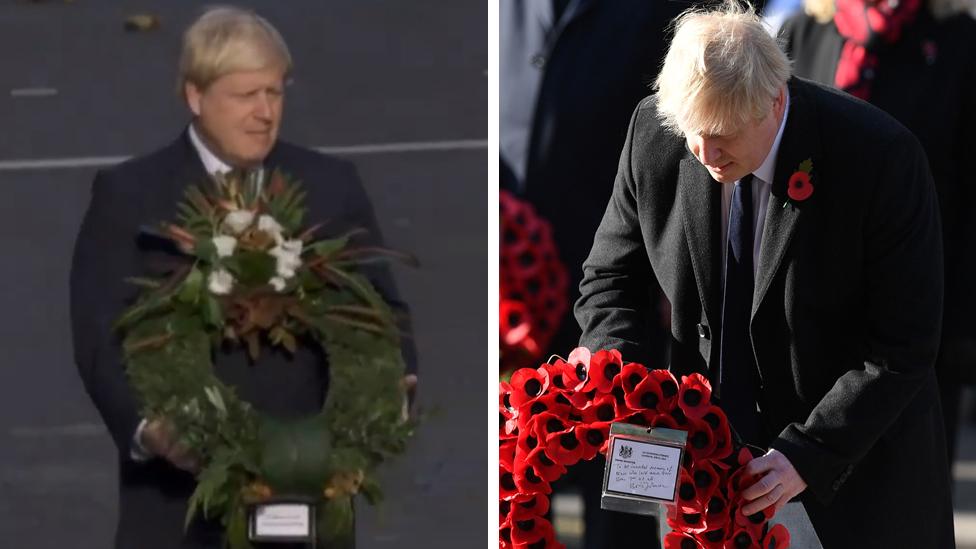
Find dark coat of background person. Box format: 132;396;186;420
779;7;976;462
576;78;954;549
500;0;700;360
70;131;417;549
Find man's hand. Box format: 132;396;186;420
740;448;807;516
401;374;418;421
139;418;200;474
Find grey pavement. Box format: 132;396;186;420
0;2;487;548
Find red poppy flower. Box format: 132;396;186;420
524;446;567;482
509;493;550;519
702;492;730;531
574;423;608;461
580;349;623;393
542;359;577;392
675;469;705;513
685;417;718;461
649;369;680;410
663;531;705;549
580;393;621;424
620;362;650;393
501;440;517;470
667;501;708;534
651;413;679;430
689;459;721;506
500;299;535;347
787;169;813;201
625;374;666;412
734;501;773;540
698;526;728;549
513;459;552;496
499;522;513;549
509;514;555;546
727;527;759;549
623;408;660;428
700;406;732;461
500;465;520;500
517;420;543;456
509;367;551;408
518;391;574;428
678;373;712;419
565;345;591;377
544;426;585;466
762;523;791;549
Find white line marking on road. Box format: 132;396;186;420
0;138;488;172
10;87;58;98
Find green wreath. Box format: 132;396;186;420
114;170;415;548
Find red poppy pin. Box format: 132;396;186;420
784;158;814;207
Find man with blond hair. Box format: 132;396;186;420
70;6;416;548
576;2;953;547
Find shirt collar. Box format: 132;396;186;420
752;89;790;184
188;123;233;176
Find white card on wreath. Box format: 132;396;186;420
252;503;312;538
606;436;682;501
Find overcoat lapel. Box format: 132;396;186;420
678;156;723;336
753;78;822;316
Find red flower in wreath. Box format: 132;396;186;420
500;465;520;500
509;493;550;519
678;373;712;419
524;446;567;482
509;514;555;546
545;427;585;466
574;423;607;461
509;366;550;408
685;417;718;461
763;523;791;549
787;158;814;202
703;493;730;530
620;362;649;393
513;459;552;496
648;369;681;409
581;349;623;393
625;374;666;412
663;531;705;549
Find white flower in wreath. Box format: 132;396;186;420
270;240;303;279
269;276;288;292
212;235;237;258
257;214;284;241
208;268;235;295
223;210;255;235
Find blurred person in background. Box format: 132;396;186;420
780;0;976;466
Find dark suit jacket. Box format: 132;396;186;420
576;78;953;548
780;10;976;381
70;131;417;549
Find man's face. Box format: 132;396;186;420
185;66;286;167
684;88;785;184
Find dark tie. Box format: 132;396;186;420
719;175;763;446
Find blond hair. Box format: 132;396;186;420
178;6;292;92
804;0;976;23
655;1;791;137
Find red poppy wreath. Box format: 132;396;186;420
499;191;569;374
499;348;792;549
